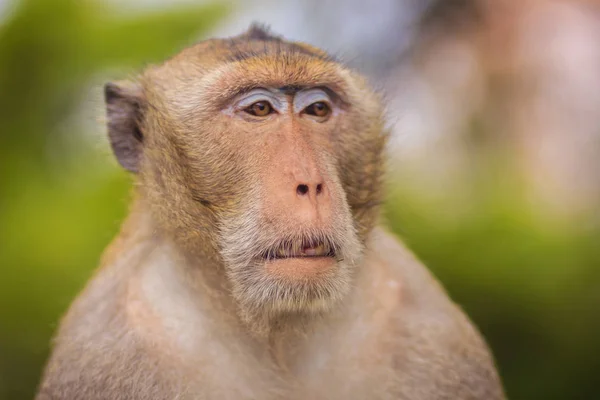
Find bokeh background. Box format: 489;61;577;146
1;0;599;399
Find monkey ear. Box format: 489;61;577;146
104;81;145;173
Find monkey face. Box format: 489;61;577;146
212;84;365;319
105;30;386;323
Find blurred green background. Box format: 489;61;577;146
0;1;598;399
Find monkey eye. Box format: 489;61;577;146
244;101;274;117
304;102;331;118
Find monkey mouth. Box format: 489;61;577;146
262;238;337;261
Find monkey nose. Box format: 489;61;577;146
291;179;331;225
296;182;324;198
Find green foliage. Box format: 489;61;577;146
0;1;227;398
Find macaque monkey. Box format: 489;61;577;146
36;25;505;400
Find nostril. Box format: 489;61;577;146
297;184;309;196
316;183;323;195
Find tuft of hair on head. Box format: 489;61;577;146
243;22;282;42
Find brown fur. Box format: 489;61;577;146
36;25;505;399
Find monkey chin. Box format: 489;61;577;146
227;255;353;334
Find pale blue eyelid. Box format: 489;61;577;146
235;89;285;111
294;89;332;113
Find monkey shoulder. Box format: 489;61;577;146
363;228;506;399
37;258;185;399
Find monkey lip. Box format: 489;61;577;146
262;240;339;280
264;255;337;280
262;239;337;261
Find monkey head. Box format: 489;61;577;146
104;25;387;326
